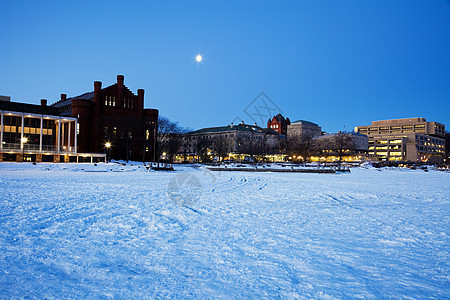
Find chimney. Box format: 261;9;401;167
61;94;67;101
117;75;124;107
117;75;124;87
40;99;47;106
241;120;244;125
93;81;102;102
137;89;144;111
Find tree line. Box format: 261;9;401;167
156;116;357;163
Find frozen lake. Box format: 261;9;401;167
0;163;449;298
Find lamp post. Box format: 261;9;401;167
21;137;28;162
105;142;111;163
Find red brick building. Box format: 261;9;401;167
267;114;290;136
52;75;158;161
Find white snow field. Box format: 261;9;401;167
0;163;449;299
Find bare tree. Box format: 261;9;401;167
193;136;211;162
313;132;355;164
212;135;230;162
331;132;354;163
286;132;317;163
180;135;191;162
157;116;187;162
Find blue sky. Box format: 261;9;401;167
2;0;450;132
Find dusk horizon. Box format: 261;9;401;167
2;0;450;133
1;1;449;297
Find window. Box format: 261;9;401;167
390;152;402;156
390;139;402;144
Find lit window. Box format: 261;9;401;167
390;152;402;156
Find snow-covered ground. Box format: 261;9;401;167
0;162;448;298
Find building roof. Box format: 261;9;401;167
51;91;95;108
269;113;290;124
317;131;368;138
0;100;62;115
189;123;279;135
291;119;318;126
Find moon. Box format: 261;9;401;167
195;54;202;63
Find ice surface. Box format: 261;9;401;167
0;162;448;298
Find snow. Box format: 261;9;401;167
0;162;449;298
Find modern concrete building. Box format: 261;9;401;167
355;118;445;162
0;96;105;162
287;119;322;139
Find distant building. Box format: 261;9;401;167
355;117;445;162
445;132;450;163
267;114;290;135
52;75;158;161
183;121;282;161
310;132;370;163
287;119;322;139
0;96;104;163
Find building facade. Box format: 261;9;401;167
267;114;290;136
52;75;158;161
287;119;322;139
310;132;370;163
355;118;445;162
182;121;282;161
0;97;104;162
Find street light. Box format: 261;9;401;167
105;142;111;162
21;137;28;162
